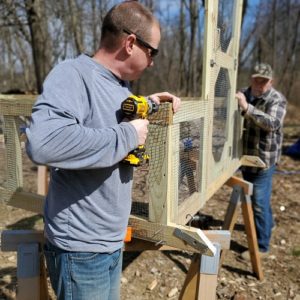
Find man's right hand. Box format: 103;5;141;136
129;119;149;145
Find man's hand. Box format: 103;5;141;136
148;92;181;113
129;119;149;145
236;91;248;112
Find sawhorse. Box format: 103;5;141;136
179;176;263;299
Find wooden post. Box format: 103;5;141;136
179;244;221;300
198;244;221;300
37;166;48;196
179;254;201;300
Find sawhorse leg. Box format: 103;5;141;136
221;177;264;280
179;244;221;300
241;190;264;280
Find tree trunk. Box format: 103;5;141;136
186;0;198;96
179;0;186;94
25;0;52;93
271;0;277;71
67;0;84;55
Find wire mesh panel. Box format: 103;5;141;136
2;116;24;195
210;0;235;163
0;116;35;199
203;0;242;191
168;0;243;228
178;118;204;202
212;1;235;164
213;68;230;162
0;95;42;213
129;1;243;236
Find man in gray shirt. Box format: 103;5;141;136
26;2;180;299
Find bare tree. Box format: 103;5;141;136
67;0;84;55
91;0;110;53
25;0;52;93
186;0;199;96
179;0;187;94
238;0;299;103
276;0;300;99
14;30;35;91
0;0;51;92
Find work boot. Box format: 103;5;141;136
240;250;269;261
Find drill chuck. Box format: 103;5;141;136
148;100;159;115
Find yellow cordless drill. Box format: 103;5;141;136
121;95;159;166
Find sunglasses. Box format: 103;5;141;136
123;29;159;58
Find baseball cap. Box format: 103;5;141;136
252;63;273;80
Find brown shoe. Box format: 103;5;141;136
240;250;269;261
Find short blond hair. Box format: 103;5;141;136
100;1;160;50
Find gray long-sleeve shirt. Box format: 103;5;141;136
26;54;139;252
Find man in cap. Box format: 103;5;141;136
236;63;287;260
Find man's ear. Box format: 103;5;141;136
124;35;135;56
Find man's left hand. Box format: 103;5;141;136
148;92;181;113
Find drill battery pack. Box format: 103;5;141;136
122;145;150;166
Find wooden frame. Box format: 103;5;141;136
127;0;262;253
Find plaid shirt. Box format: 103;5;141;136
241;86;287;172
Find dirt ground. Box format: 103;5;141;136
0;103;299;300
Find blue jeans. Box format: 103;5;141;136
44;240;122;300
242;165;275;252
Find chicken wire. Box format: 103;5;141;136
213;67;230;162
178;119;204;202
0;95;36;204
130;103;170;219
